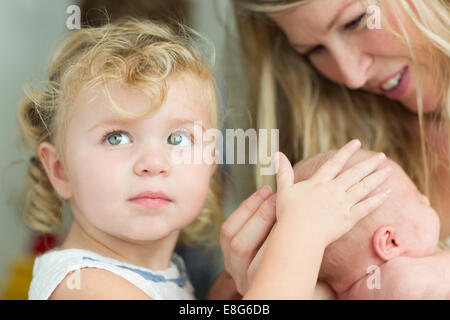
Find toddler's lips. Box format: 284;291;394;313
129;190;172;209
129;197;171;209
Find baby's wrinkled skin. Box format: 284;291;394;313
294;149;450;300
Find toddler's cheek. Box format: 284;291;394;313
178;165;212;211
72;164;123;215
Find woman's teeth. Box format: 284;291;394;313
382;69;405;91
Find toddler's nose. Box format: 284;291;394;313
134;151;170;177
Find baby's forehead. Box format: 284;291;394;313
300;149;420;198
382;159;421;199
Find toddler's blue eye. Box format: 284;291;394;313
105;132;131;145
167;131;193;146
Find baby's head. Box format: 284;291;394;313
294;148;440;292
18;18;222;246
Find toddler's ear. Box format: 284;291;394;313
210;149;220;176
372;225;405;261
38;142;72;199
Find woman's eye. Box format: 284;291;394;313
167;131;193;147
306;45;324;56
344;13;366;30
104;131;131;146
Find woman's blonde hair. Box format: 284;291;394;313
231;0;449;237
16;17;223;247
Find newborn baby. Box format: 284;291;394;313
294;149;450;300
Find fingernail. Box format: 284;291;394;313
257;186;272;199
274;152;280;172
271;194;277;206
352;139;361;148
379;153;386;160
422;195;430;206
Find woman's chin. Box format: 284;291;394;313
400;95;442;115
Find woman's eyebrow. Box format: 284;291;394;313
291;0;355;51
326;0;355;31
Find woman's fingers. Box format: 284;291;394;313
228;194;276;294
220;186;272;287
350;188;392;221
275;152;294;192
346;164;392;206
311;140;361;183
334;152;388;191
221;185;272;247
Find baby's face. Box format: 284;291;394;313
62;73;217;242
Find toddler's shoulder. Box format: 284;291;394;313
49;267;151;299
29;248;152;299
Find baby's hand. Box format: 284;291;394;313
274;140;392;246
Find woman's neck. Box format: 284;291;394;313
60;218;179;270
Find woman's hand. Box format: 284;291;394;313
207;271;243;300
220;185;277;295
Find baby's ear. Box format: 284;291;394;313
38;142;72;199
372;225;405;261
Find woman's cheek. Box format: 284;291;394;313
364;28;407;57
312;56;341;84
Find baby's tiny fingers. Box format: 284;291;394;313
346;165;392;206
334;152;387;191
312;139;361;183
350;188;392;221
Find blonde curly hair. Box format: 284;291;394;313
16;17;223;247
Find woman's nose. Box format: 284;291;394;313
133;145;171;177
331;43;372;90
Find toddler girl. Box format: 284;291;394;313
22;18;222;300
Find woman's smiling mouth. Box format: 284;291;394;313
378;66;410;99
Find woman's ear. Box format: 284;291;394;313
372;225;405;261
38;142;72;199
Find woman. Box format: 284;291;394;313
219;0;449;298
